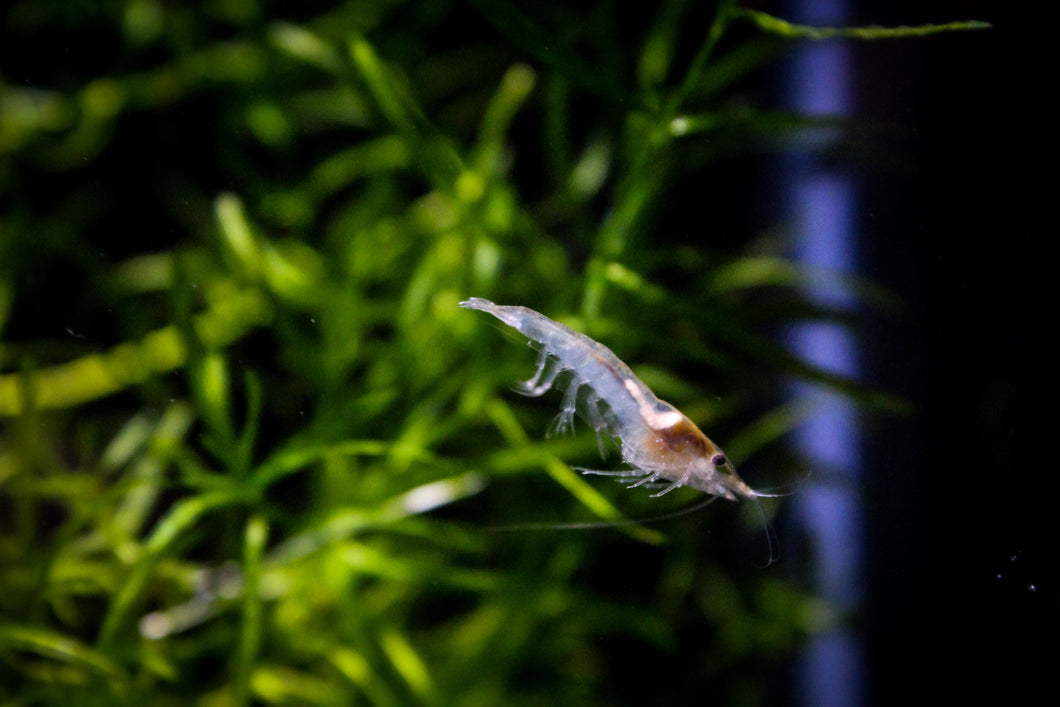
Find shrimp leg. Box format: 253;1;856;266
518;348;563;397
648;466;698;497
575;467;648;478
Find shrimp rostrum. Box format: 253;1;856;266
460;297;764;504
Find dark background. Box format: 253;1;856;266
851;1;1056;701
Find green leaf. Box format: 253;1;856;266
738;9;990;41
0;624;127;682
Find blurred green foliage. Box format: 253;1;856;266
0;1;984;704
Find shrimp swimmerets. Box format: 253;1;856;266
460;297;771;506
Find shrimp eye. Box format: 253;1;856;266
711;454;728;468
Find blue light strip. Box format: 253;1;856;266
778;2;866;705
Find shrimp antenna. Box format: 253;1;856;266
749;487;794;499
487;494;721;533
749;492;781;568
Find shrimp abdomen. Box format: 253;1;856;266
461;298;641;435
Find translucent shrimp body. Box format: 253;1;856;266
460;298;759;503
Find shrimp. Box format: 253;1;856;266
460;297;766;505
